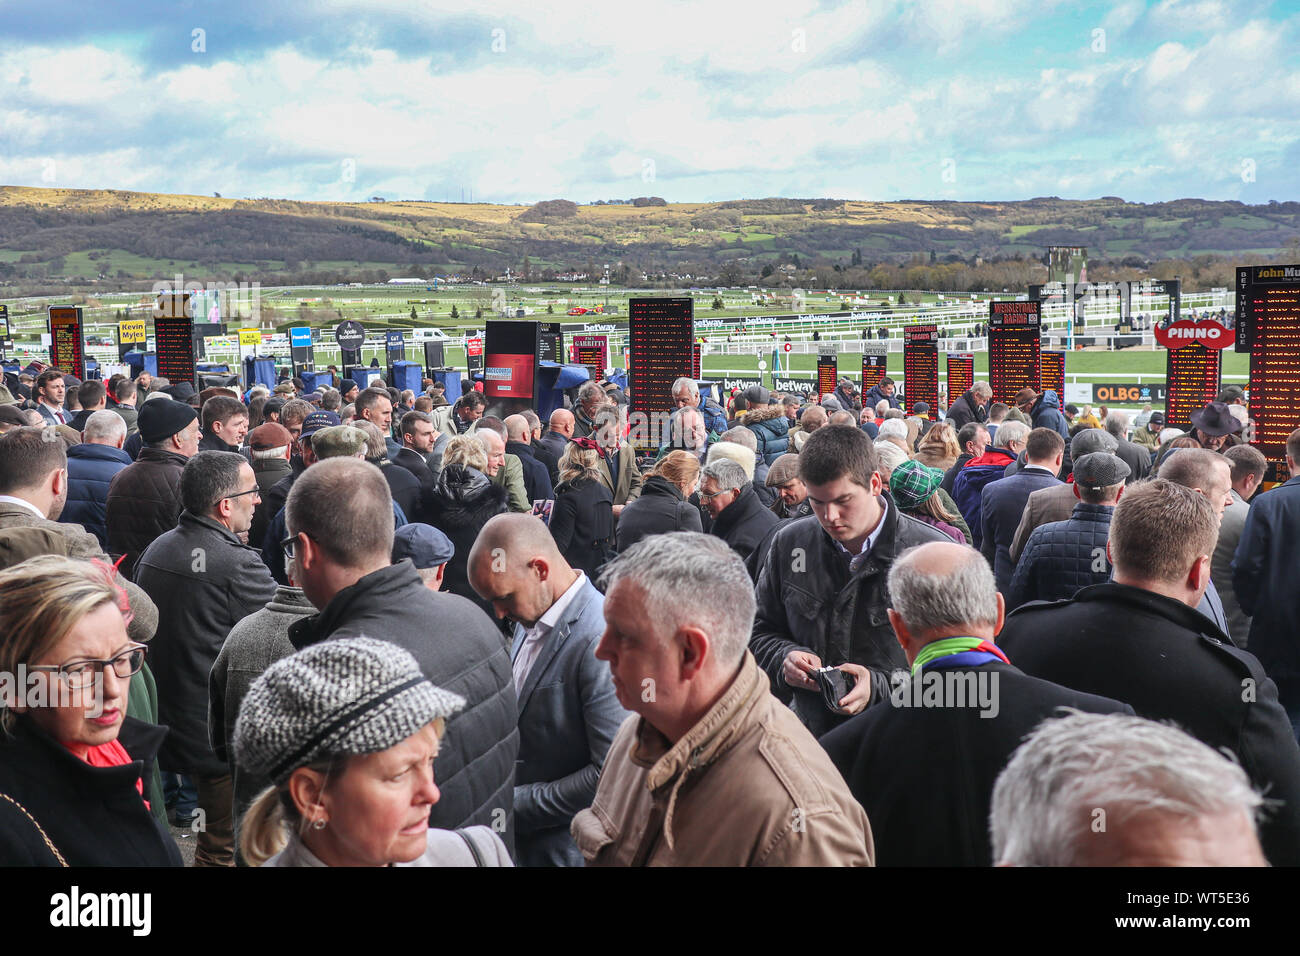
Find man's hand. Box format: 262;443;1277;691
782;650;822;689
835;663;872;715
612;504;625;518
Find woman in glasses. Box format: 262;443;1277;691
0;555;182;865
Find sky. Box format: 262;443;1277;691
1;0;1298;205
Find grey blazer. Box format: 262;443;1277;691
511;578;630;867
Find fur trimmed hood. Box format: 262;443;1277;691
742;404;787;426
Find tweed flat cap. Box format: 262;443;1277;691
1072;452;1130;490
766;453;801;487
310;424;367;459
233;637;465;786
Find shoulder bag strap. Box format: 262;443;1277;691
456;828;485;867
0;791;68;866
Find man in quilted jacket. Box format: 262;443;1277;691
1006;453;1129;610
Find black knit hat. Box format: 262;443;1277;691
137;398;198;444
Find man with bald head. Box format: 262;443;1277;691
538;408;574;485
468;513;628;867
505;413;553;504
1159;448;1236;635
820;541;1131;866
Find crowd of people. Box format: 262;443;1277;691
0;358;1296;868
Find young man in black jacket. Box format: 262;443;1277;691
750;424;949;738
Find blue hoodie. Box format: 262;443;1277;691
1030;389;1071;443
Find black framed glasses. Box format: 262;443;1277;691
214;487;260;510
29;644;147;690
282;533;311;560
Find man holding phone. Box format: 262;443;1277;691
750;424;949;738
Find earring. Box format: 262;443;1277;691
312;818;327;830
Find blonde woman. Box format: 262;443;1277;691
424;434;507;611
615;450;704;551
550;438;616;577
237;638;510;867
0;555;180;866
915;422;961;472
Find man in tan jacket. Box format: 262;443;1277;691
571;532;874;866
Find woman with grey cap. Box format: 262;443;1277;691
235;637;511;867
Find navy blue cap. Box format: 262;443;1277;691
392;523;455;569
300;409;341;438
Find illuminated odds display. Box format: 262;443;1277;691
48;307;86;380
572;334;608;379
155;317;196;385
693;342;702;380
817;351;838;397
862;346;887;391
1040;350;1066;398
903;324;939;413
1237;264;1300;480
630;297;694;448
1164;341;1222;433
988;300;1042;404
538;323;562;364
946;353;974;399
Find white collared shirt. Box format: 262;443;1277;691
833;495;890;572
512;572;587;693
0;495;45;518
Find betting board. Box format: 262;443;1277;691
862;346;887;391
1237;264;1300;480
154;317;196;385
0;305;11;358
48;307;86;380
629;297;694;448
538;322;562;364
988;300;1042;404
572;334;608;380
946;353;974;400
1164;342;1222;433
1040;350;1066;398
692;342;702;380
902;324;939;413
817;350;838;398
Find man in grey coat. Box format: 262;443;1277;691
135;451;277;867
469;513;630;867
1213;444;1266;648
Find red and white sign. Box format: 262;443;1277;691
1155;320;1234;350
467;337;484;357
782;342;793;353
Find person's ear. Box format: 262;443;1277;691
51;467;66;499
887;608;914;660
529;556;549;582
677;626;710;681
297;532;319;574
287;767;328;824
993;591;1006;635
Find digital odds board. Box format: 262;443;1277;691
817;349;838;398
1237;264;1300;480
1164;342;1222;433
629;297;694;448
1040;350;1066;399
48;306;86;380
572;334;609;379
862;345;887;391
988;300;1042;405
902;324;939;413
538;322;562;364
946;353;974;401
154;293;196;385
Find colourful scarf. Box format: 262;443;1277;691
568;436;607;459
911;635;1010;675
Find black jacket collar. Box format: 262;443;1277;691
289;561;424;651
7;714;168;791
1069;581;1231;642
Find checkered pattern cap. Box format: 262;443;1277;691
888;459;945;510
234;637;465;785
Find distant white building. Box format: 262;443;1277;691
387;278;426;285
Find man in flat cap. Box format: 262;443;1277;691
765;452;811;520
1007;452;1130;610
